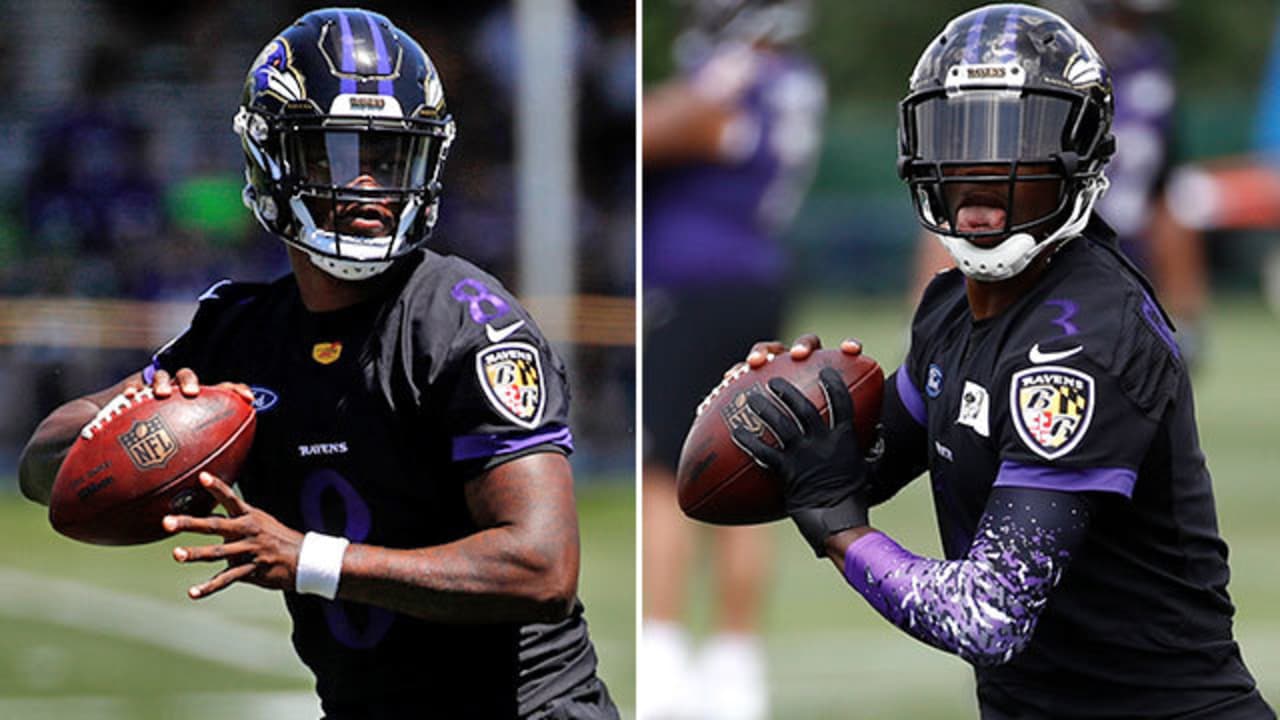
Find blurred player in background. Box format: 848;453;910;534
736;4;1274;717
641;1;825;717
19;9;617;718
911;0;1210;364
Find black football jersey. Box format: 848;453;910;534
151;250;605;718
895;218;1268;717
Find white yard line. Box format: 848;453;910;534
0;566;308;680
0;691;319;720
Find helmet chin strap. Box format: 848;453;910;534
937;175;1109;282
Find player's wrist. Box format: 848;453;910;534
295;531;350;599
789;495;869;558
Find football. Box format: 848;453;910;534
49;385;257;546
677;349;884;525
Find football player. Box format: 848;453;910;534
642;0;825;717
18;9;618;719
734;4;1275;717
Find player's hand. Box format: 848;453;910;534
145;368;255;404
732;367;869;556
164;472;304;599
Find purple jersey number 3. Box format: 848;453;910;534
301;469;394;649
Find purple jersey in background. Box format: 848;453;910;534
1093;27;1176;251
644;45;826;289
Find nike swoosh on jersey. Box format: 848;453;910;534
486;320;526;343
1028;343;1084;364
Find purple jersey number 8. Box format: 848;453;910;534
300;469;394;649
450;278;510;325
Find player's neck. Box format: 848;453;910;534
964;256;1050;321
287;246;387;313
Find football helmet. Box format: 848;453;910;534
235;8;455;281
898;3;1115;281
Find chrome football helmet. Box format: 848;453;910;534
898;3;1115;281
235;8;455;281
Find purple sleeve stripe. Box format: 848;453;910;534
994;461;1136;498
142;362;157;386
452;425;574;462
894;367;927;427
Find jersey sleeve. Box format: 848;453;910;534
865;368;929;506
416;266;574;473
992;289;1183;498
843;485;1091;667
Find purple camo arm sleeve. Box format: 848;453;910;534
842;486;1090;666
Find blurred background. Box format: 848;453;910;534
643;0;1280;717
0;1;635;718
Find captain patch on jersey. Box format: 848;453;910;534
477;341;545;429
1010;365;1095;460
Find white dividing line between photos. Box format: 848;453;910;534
0;566;308;680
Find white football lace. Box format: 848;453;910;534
81;387;155;440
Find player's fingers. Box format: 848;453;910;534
188;562;257;600
746;340;786;369
840;338;863;356
163;513;238;537
173;539;255;564
767;377;823;434
788;333;823;360
152;369;173;398
745;388;799;445
200;471;248;516
174;368;201;397
731;428;784;470
818;367;854;429
220;382;256;404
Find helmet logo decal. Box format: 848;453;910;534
423;68;445;117
1065;54;1104;87
251;38;305;103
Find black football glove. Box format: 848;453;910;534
732;367;869;557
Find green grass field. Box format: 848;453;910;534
0;479;635;719
677;294;1280;718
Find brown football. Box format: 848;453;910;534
676;349;884;525
50;386;256;545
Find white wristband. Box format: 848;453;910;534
295;532;349;600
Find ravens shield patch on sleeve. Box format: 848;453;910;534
476;342;546;429
1010;365;1095;460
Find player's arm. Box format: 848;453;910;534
18;369;201;505
826;484;1091;667
643;50;757;167
337;452;579;623
170;452;580;625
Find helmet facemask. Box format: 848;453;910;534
900;85;1111;281
238;109;454;281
